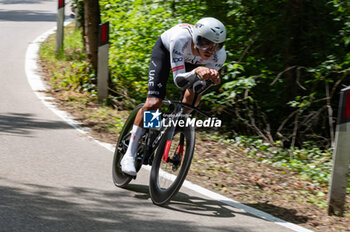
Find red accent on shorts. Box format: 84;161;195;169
131;135;135;140
172;65;185;72
162;141;172;162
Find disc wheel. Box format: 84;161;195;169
149;125;195;205
112;104;143;187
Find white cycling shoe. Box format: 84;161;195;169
120;154;137;176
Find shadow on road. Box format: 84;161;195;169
0;9;56;22
126;183;237;218
0;113;72;136
125;183;311;226
245;203;309;224
0;179;251;232
125;184;262;219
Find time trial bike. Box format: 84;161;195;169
112;79;214;205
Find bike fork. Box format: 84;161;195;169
162;129;185;163
162;101;185;162
162;125;176;162
176;133;185;158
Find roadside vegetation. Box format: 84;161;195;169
39;0;350;231
95;0;350;150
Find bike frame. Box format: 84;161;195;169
136;80;214;168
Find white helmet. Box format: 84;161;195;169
192;17;226;50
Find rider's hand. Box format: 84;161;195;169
194;67;221;85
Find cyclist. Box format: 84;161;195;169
121;17;227;176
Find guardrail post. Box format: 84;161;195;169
97;22;110;103
328;86;350;216
56;0;65;54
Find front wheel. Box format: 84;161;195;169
149;125;195;205
112;104;143;187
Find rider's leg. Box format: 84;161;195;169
182;89;201;114
121;98;162;176
121;37;169;175
133;97;163;127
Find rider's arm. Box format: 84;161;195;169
205;48;226;71
202;48;226;85
169;38;198;89
174;70;198;89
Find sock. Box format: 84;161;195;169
125;125;145;158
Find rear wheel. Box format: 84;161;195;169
149;125;195;205
112;104;144;187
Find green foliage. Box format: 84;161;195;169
95;0;350;147
99;0;209;107
100;1;169;105
68;62;97;95
199;0;350;148
39;24;97;96
71;0;84;27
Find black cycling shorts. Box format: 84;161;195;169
147;37;200;99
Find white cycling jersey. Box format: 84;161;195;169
160;23;226;86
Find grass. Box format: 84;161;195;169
39;23;127;137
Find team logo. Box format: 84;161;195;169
173;57;183;62
173;50;182;56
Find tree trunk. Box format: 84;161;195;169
84;0;100;73
284;0;303;101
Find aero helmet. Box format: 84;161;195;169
192;17;226;50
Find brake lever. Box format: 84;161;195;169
193;78;214;93
202;80;214;93
206;79;214;87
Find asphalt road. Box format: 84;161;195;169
0;1;303;231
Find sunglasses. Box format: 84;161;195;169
197;36;224;51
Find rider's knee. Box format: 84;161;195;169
183;89;201;106
143;97;162;111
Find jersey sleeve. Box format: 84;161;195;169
206;48;227;71
169;37;188;78
169;38;198;89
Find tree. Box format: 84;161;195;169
84;0;101;73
